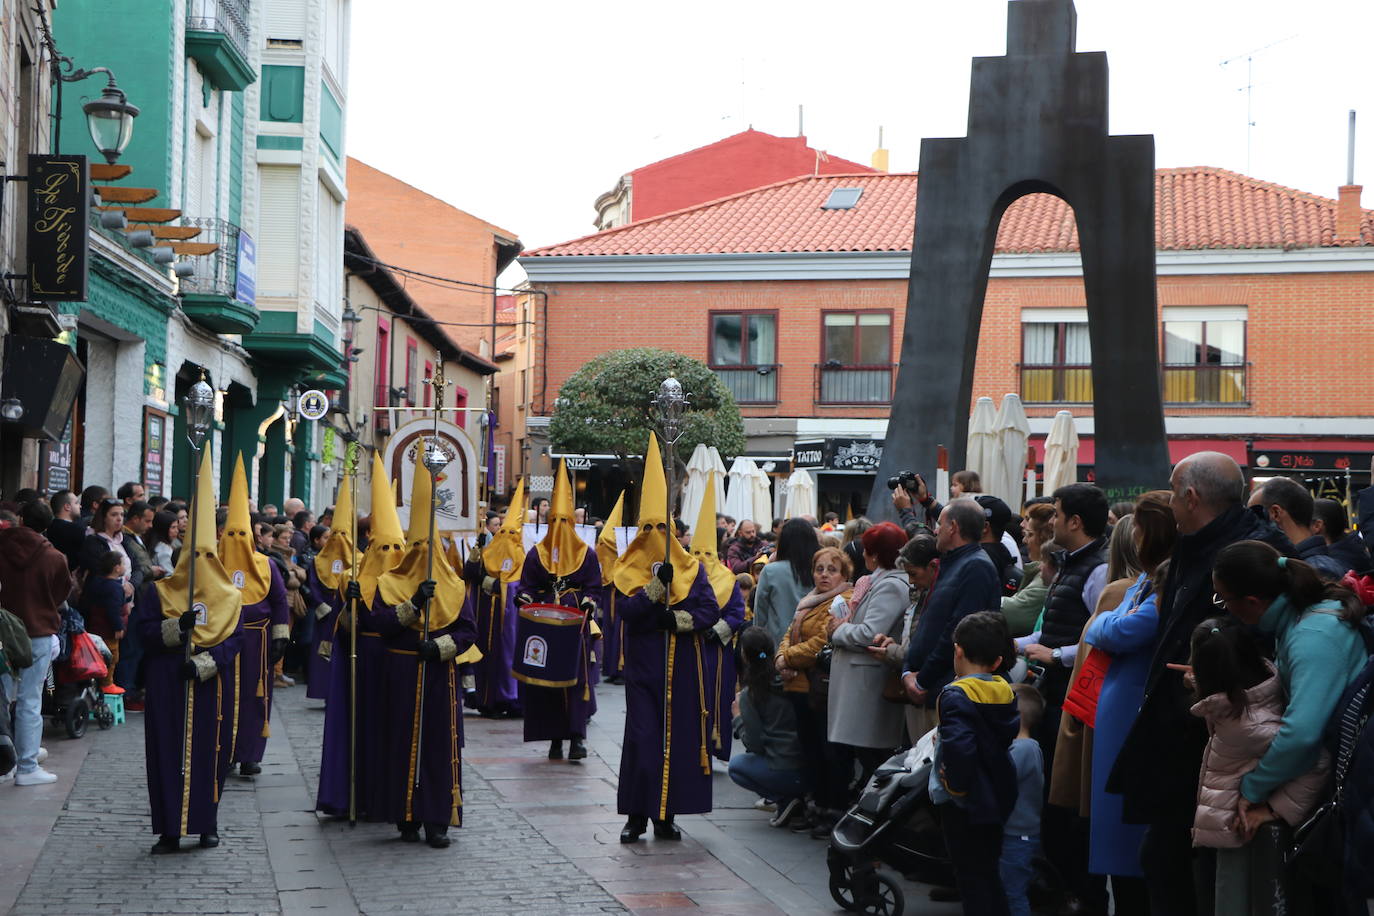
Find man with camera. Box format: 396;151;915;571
888;471;943;538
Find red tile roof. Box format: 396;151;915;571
526;167;1374;257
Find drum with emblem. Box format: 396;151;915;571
511;603;586;688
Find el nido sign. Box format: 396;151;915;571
27;154;89;301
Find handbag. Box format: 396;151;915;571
1061;646;1111;727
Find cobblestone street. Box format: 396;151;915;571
1;683;958;915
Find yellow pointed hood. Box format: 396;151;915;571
315;473;356;592
690;473;734;607
357;452;406;605
157;446;242;647
536;459;588;578
597;490;625;586
218;453;272;605
613;431;699;604
484;476;526;582
378;458;466;630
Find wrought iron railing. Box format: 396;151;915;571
187;0;251;63
816;363;896;404
712;365;779;404
177;217;242;300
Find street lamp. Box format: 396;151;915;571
183;379;215;449
80;73;140;165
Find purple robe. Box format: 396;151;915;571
303;564;341;700
600;587;624;680
516;547;601;742
136;584;243;837
316;595;388;819
616;566;721;819
704;583;747;762
233;562;289;765
463;556;522;714
370;590;478;827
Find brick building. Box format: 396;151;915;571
519;167;1374;517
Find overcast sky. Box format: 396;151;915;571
346;1;1374;285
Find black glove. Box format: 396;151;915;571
179;659;199;681
411;579;436;607
345;580;362;601
417;639;441;663
657;563;674;586
269;638;289;666
477;532;489;548
179;609;198;632
579;596;597;616
656;606;677;632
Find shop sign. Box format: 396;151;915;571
143;408;169;498
492;444;506;494
563;456;593;471
1250;449;1374;473
297;389;329;421
793;438;885;472
27;154;89;301
235;231;256;305
41;420;72;493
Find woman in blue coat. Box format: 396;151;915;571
1084;491;1175;899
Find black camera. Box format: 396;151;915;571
887;470;921;492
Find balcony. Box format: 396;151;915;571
1163;364;1248;405
178;218;259;335
816;363;895;405
186;0;255;91
712;365;778;405
1020;365;1093;404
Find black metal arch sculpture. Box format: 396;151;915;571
871;0;1171;510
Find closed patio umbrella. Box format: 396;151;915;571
783;468;817;520
1043;410;1080;495
966;396;998;488
680;443;714;535
992;393;1031;508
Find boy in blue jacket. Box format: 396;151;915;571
930;610;1020;916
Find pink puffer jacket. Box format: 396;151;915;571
1190;667;1330;848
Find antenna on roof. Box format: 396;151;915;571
1220;35;1297;174
798;104;804;138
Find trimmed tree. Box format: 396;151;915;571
550;348;746;462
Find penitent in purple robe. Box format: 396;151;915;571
516;548;601;742
370;591;478;828
703;583;747;762
600;589;624;681
316;596;389;819
463;555;522;715
233;562;289;765
302;563;341;701
136;584;243;838
616;566;722;820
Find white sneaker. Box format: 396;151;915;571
0;770;13;784
36;747;47;764
14;767;57;786
753;797;776;812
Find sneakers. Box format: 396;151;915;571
15;767;58;786
101;685;126;695
274;674;295;688
752;798;776;812
769;797;804;828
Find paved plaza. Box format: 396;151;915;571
1;683;960;915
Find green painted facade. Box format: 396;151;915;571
229;92;245;224
257;135;303;150
58;256;175;397
319;83;343;162
261;65;305;123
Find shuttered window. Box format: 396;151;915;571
257;166;299;297
314;182;342;315
264;0;306;41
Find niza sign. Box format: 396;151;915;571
27;155;89;301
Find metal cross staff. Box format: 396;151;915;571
414;364;455;789
343;440;361;827
653;378;689;786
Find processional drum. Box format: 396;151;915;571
512;603;586;688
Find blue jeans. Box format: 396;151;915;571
1000;833;1039;916
727;752;808;803
1;633;55;774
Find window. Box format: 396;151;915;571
423;360;433;407
374;321;390;433
823;188;863;210
1020;315;1092;403
710;312;777;403
519;369;528;411
405;339;418;407
1162;309;1246;404
819;312;893;403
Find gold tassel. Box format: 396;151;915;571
693;634;710;774
262;722;270;738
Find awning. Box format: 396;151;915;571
1028;437;1249;466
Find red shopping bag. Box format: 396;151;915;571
59;632;108;683
1061;646;1110;728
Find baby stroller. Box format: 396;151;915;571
43;606;114;739
827;727;1062;914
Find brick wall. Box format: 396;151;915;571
527;270;1374;421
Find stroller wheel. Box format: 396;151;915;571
95;703;114;730
65;698;89;739
828;864;858;912
855;872;904;916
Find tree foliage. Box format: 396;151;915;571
549;348;746;459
